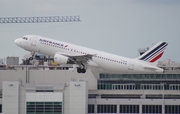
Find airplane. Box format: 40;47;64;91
14;35;168;74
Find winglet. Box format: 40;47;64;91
137;41;168;63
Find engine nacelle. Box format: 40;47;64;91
54;54;69;64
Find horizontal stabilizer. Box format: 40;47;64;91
143;65;164;72
143;65;159;70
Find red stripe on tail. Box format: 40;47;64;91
149;52;164;63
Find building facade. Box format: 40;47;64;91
0;64;180;114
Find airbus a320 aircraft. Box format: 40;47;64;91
14;35;168;74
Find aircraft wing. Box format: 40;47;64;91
61;53;96;64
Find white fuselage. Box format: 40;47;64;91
15;35;163;74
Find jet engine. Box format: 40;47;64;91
54;54;69;64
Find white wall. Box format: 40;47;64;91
26;92;63;101
69;81;88;114
2;81;20;114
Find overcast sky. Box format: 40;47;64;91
0;0;180;62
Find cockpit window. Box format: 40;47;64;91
23;37;28;40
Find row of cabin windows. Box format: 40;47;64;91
95;55;127;65
40;41;127;65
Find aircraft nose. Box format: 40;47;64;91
14;38;21;46
14;39;18;44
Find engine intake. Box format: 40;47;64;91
54;54;69;64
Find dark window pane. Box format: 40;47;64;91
97;105;100;113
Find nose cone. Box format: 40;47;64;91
14;39;18;44
14;38;22;47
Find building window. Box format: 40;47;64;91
99;74;180;80
142;105;162;114
88;104;94;113
119;105;139;113
98;80;180;90
165;105;180;114
112;84;135;90
97;105;117;113
0;104;1;113
36;90;54;92
27;102;62;114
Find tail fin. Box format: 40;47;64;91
137;41;168;63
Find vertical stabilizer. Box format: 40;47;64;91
137;42;168;65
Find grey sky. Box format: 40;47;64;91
0;0;180;62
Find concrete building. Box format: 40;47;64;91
0;62;180;114
2;80;88;114
6;56;19;65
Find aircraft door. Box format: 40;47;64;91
128;61;134;70
31;37;36;46
30;36;40;52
